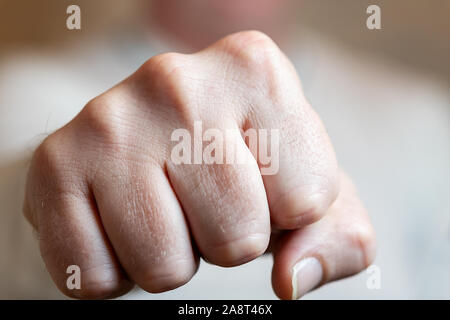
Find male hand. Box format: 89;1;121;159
23;31;375;299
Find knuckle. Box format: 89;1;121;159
218;31;291;105
272;184;336;229
298;191;330;223
301;180;339;225
221;31;280;71
139;53;194;121
137;258;196;293
204;232;269;267
32;135;67;182
67;279;127;300
26;133;87;227
140;52;187;90
347;222;377;269
80;96;126;148
142;52;183;75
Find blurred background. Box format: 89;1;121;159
0;0;449;299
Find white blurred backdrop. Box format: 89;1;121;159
0;0;449;299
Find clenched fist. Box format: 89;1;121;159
23;31;376;299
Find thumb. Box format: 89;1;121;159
271;171;376;299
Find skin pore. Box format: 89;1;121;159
23;2;376;300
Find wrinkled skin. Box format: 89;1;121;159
24;31;376;299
